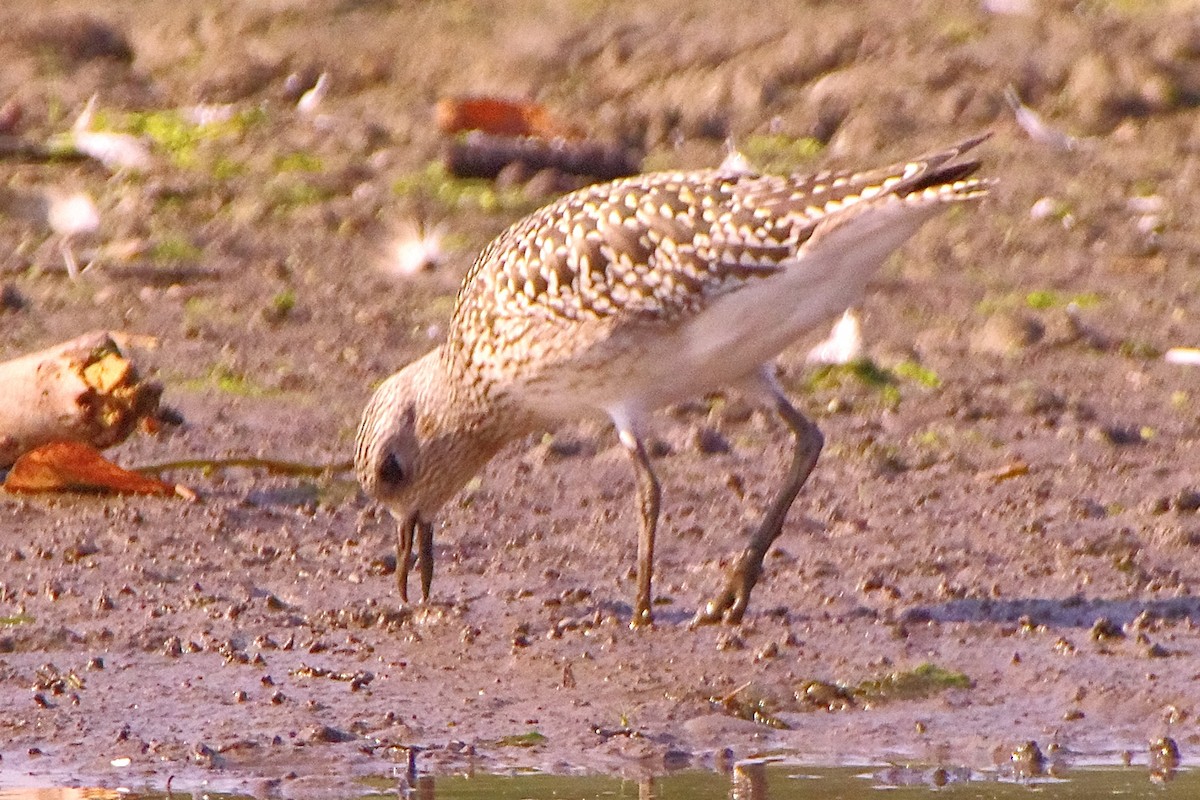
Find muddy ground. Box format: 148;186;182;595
2;0;1200;795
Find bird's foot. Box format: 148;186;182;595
691;588;747;626
692;561;756;626
629;605;655;631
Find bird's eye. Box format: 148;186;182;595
378;452;408;487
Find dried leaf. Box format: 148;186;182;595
4;441;190;498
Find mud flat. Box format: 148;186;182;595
2;0;1200;794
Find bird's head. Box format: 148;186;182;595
355;349;521;584
356;349;466;519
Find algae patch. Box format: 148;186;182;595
495;730;548;748
715;663;971;728
855;662;972;703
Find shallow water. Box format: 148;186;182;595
2;765;1195;800
423;766;1196;800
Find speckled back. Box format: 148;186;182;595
444;137;986;390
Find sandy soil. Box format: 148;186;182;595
2;0;1200;795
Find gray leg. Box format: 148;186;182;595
397;512;434;604
694;379;823;625
619;427;660;629
417;517;434;601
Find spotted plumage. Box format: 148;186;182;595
448;145;985;394
356;134;991;627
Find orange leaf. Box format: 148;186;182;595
4;440;189;498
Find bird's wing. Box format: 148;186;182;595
448;136;989;369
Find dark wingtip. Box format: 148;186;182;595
916;132;992;173
953;131;993;155
905;159;983;193
900;132;991;194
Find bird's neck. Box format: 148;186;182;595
417;348;539;509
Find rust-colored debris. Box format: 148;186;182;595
435;95;641;182
435;96;583;140
4;440;194;499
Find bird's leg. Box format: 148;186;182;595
417;516;435;601
694;383;823;626
397;511;418;604
619;427;660;629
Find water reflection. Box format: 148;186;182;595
730;760;768;800
414;775;436;800
1150;736;1181;784
398;759;1193;799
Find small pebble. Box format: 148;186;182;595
1090;617;1124;641
304;724;352;743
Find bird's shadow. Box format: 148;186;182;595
900;595;1200;629
576;596;1200;631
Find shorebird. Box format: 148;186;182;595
356;134;990;627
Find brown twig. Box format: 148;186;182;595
445;132;641;182
136;456;353;477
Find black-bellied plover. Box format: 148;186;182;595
356;135;990;627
